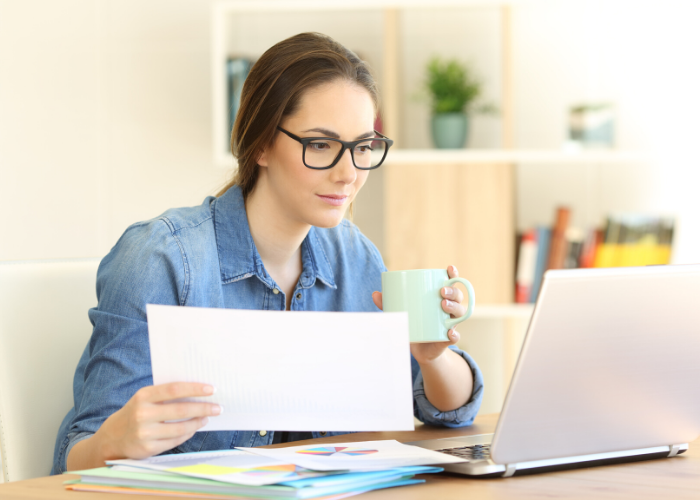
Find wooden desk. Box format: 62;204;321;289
2;413;699;500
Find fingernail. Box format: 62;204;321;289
203;385;215;395
212;405;222;416
443;287;452;296
201;417;210;426
445;299;453;308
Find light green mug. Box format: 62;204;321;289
381;269;475;343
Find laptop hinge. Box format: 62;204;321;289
502;464;517;477
668;444;681;457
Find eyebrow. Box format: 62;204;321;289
302;128;375;140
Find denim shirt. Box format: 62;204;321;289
52;185;484;474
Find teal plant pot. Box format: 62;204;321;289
431;113;469;149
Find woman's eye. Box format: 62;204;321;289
309;142;330;152
355;145;373;154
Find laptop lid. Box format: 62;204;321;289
491;265;700;465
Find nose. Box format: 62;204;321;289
330;148;357;185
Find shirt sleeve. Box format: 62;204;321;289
53;218;187;474
412;345;484;427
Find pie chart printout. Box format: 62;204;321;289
296;447;379;457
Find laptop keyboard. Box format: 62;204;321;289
436;444;491;461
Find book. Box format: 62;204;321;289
656;218;675;265
227;57;252;140
515;229;537;303
594;216;621;268
563;227;585;269
529;226;551;303
546;207;571;270
579;228;602;269
594;215;674;268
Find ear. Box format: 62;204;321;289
257;149;269;167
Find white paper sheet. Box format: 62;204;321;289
147;305;414;432
238;440;466;471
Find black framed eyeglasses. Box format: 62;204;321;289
276;126;393;170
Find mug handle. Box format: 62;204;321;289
444;277;475;330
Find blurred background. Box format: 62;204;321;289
2;0;699;413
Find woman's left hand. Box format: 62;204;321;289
372;265;466;364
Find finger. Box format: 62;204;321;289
447;329;460;345
441;286;464;304
447;265;459;279
149;416;210;440
157;402;222;422
442;299;466;318
372;291;383;310
144;382;215;404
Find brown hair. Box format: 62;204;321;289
217;32;379;199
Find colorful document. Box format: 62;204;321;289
239;440;466;471
109;450;326;486
147;305;414;432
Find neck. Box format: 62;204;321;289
245;177;310;273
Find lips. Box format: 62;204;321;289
317;194;349;206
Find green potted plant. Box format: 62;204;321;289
426;57;494;148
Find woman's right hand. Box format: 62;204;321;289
67;382;221;470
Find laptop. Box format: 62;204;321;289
409;264;700;477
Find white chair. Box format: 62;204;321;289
0;258;100;482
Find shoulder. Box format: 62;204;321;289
156;197;216;234
98;197;217;308
105;197;215;267
313;219;386;273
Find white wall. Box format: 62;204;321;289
0;0;228;261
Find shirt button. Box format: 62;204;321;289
320;431;327;436
259;430;267;437
272;288;279;295
296;293;302;300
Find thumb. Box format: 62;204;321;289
372;291;383;310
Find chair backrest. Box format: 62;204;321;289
0;258;100;482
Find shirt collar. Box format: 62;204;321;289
212;185;336;289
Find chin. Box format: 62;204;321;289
308;210;348;229
311;217;346;229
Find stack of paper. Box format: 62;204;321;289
64;441;465;498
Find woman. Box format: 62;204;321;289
52;32;483;474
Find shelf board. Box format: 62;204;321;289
386;149;654;165
470;303;535;319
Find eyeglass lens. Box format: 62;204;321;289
304;139;387;169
